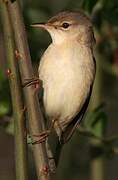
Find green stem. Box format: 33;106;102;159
7;0;54;179
0;1;28;180
90;52;105;180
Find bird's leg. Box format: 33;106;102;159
31;119;57;145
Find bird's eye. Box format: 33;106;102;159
62;22;70;29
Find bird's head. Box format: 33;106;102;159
31;11;95;45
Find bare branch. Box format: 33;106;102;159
0;1;28;180
7;0;54;179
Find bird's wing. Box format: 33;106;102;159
61;56;96;144
61;85;93;144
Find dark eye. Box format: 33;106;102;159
62;22;70;29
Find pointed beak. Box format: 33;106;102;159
30;22;46;29
30;22;55;31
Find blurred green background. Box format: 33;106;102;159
0;0;118;180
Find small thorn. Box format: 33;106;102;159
15;50;22;60
22;106;27;112
34;82;40;89
6;68;11;76
40;165;49;176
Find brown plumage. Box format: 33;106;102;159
32;11;96;164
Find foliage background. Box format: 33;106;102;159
0;0;118;179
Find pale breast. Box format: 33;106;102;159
39;43;95;122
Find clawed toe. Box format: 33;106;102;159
31;130;50;144
22;77;40;87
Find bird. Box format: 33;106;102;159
31;11;96;162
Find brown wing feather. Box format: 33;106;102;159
61;85;93;144
61;56;96;144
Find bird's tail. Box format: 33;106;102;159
47;130;63;168
54;140;63;166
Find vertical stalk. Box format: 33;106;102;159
7;0;53;179
0;1;28;180
90;53;105;180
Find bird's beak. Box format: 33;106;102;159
31;22;46;28
30;22;51;29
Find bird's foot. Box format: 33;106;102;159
22;77;42;95
27;120;57;145
29;130;51;145
22;77;41;88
